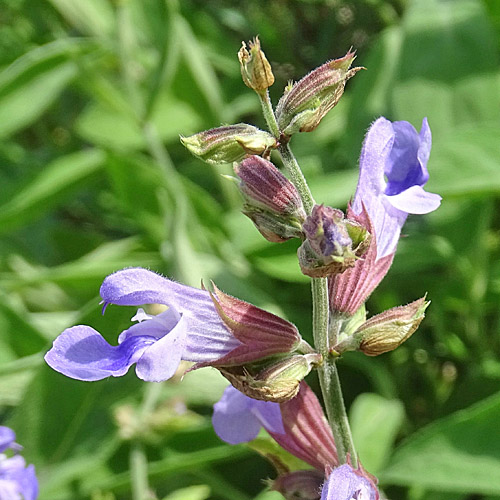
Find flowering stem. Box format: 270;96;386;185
259;91;357;465
319;359;358;467
258;91;280;139
277;143;315;215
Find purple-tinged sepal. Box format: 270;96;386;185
238;37;275;93
270;381;339;471
320;464;379;500
181;123;276;165
298;204;370;278
203;284;320;401
235;155;306;242
329;204;394;316
276;51;362;136
212;382;338;470
207;284;305;365
354;297;429;356
218;353;322;403
272;470;324;500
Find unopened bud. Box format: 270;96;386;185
298;204;370;278
236;155;306;242
218;353;322;403
238;37;275;93
272;470;324;500
181;124;276;165
276;51;362;135
355;297;429;356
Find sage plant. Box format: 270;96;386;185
45;37;441;499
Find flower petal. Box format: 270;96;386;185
353;117;393;215
0;427;16;453
321;465;377;500
100;268;210;313
386;185;441;214
135;316;187;382
44;325;154;381
384;120;428;195
212;386;284;444
119;308;180;343
353;117;440;259
0;479;20;500
12;465;38;500
101;268;240;363
417;117;432;168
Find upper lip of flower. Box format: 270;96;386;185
352;116;441;259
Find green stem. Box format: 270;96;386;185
278;143;315;214
130;441;151;500
260;89;357;465
258;91;280;138
318;360;358;466
130;384;164;500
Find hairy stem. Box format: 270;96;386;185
318;360;358;466
258;91;280;139
259;90;357;465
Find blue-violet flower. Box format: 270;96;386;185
0;426;38;500
329;117;441;315
320;464;377;500
352;117;441;259
45;268;304;384
212;385;285;444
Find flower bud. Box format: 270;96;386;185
276;51;362;135
272;470;324;500
298;204;370;278
238;37;275;93
218;353;322;403
236;155;306;242
181;124;276;165
355;297;429;356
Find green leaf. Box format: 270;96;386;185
308;170;358;208
252;240;309;284
380;390;500;495
161;485;211;500
344;0;499;159
249;436;310;472
2;238;159;289
173;13;224;119
47;0;115;37
0;149;105;232
0;39;98;138
75;93;201;150
428;125;500;197
349;393;405;473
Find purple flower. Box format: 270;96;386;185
321;465;377;500
352;117;441;259
212;385;285;444
0;426;38;500
213;383;339;471
329;117;441;315
45;268;304;384
0;427;17;454
45;268;241;382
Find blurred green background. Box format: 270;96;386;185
1;0;500;499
